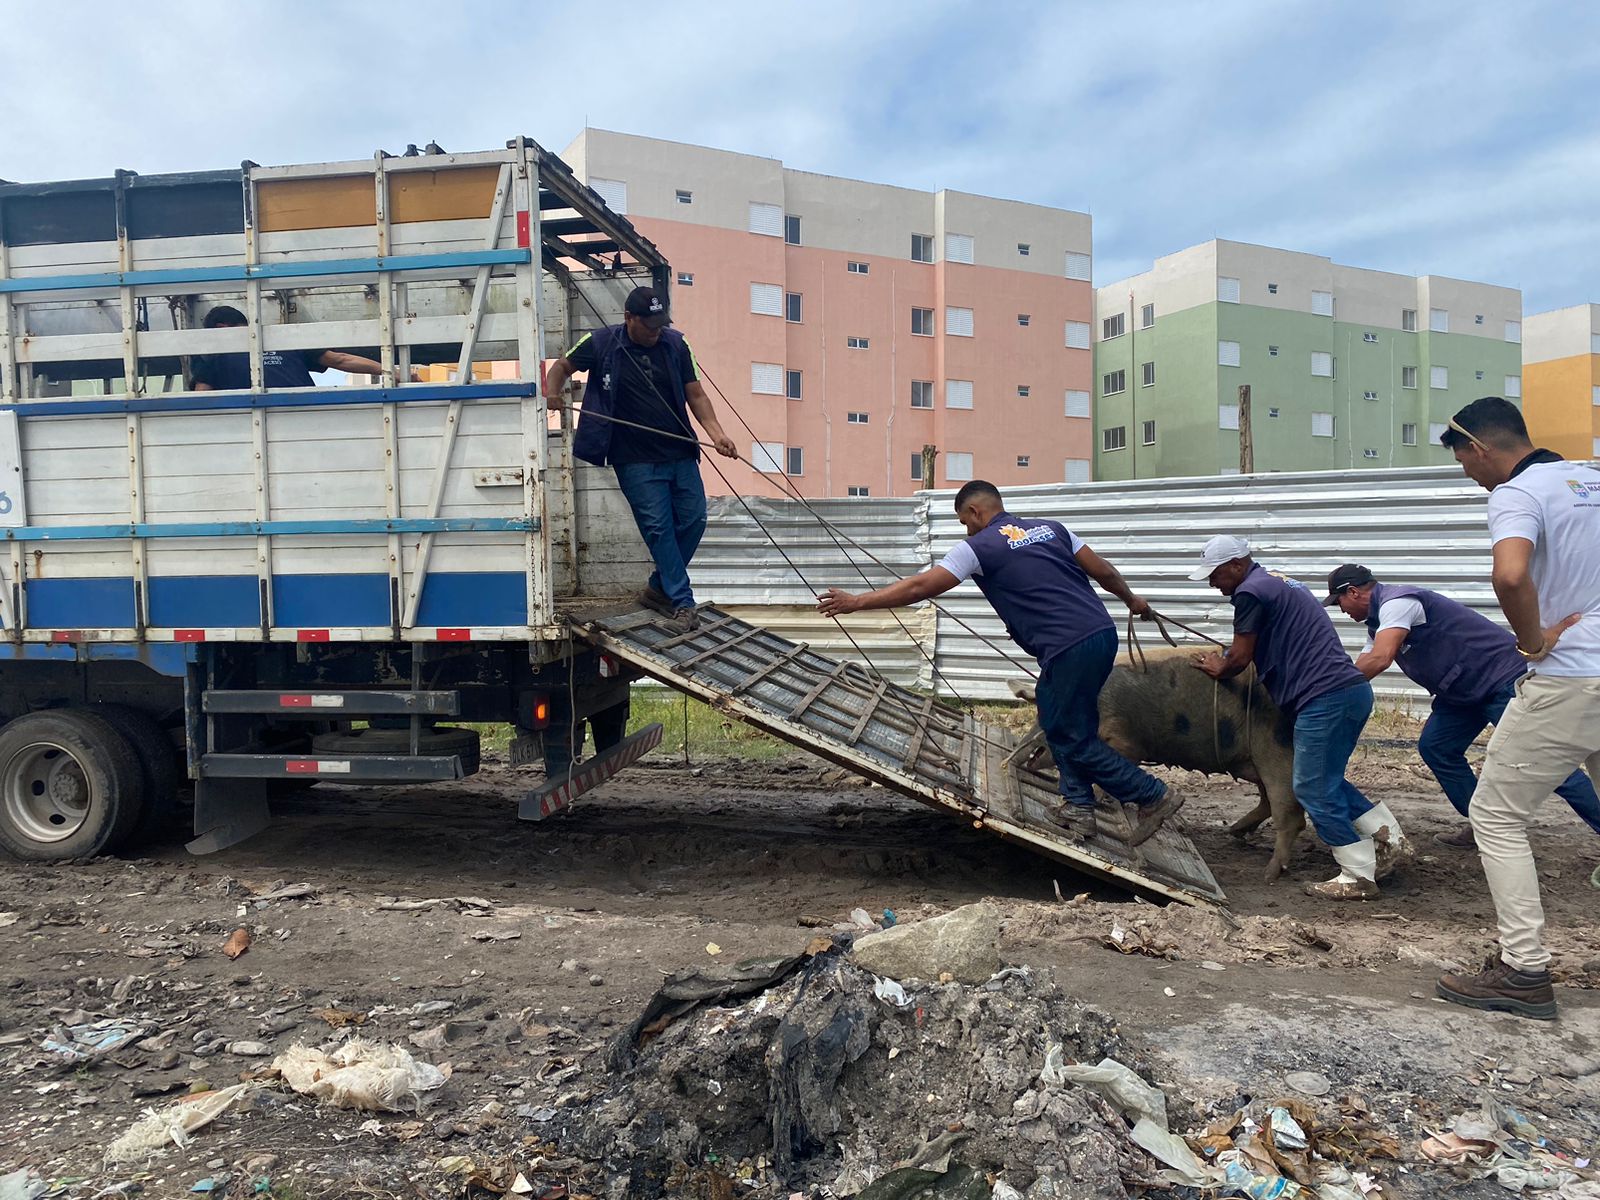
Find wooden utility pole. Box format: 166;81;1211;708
1238;384;1254;474
921;444;939;491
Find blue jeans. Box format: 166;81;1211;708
1292;680;1377;848
1035;627;1166;808
1419;679;1600;833
614;459;707;609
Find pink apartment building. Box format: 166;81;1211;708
561;130;1096;498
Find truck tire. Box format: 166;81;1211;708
0;709;146;861
311;725;481;776
92;705;184;847
588;697;631;754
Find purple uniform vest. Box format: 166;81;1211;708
965;513;1114;667
1366;583;1525;706
1234;563;1365;716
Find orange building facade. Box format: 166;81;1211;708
1523;304;1600;461
560;130;1096;498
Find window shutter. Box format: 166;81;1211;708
1311;291;1334;316
1311;412;1335;437
1218;404;1240;430
944;233;974;263
1430;308;1449;333
750;362;784;395
1217;277;1240;303
748;202;782;237
1064;458;1091;484
945;306;974;337
1064;390;1091;419
1504;321;1521;344
1430;366;1448;389
1311;351;1333;377
1064;252;1091;280
945;452;974;481
749;283;783;316
1428;422;1449;446
945;380;974;409
1504;375;1521;398
1218;340;1241;367
751;441;785;473
589;177;627;213
1064;321;1091;349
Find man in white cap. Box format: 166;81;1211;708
1191;536;1410;898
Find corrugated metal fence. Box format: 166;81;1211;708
702;466;1531;703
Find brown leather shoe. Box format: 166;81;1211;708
1437;954;1557;1020
1434;825;1477;850
638;585;674;617
1049;802;1098;839
1303;875;1379;900
1127;787;1186;846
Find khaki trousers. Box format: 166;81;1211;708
1469;672;1600;971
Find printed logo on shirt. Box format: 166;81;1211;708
1564;479;1600;500
1269;571;1310;591
999;524;1056;549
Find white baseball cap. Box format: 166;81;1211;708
1189;534;1252;580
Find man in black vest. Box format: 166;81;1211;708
1325;564;1600;849
545;287;737;632
191;305;402;390
818;481;1184;843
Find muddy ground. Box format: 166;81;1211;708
1;735;1597;1198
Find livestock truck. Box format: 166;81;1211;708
0;139;668;860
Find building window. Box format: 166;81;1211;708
1593;436;1600;456
1065;458;1091;484
1267;283;1278;295
677;272;694;286
784;214;801;245
1142;419;1157;446
1430;307;1449;333
1430;365;1448;389
1311;351;1335;378
1065;321;1091;349
1402;365;1418;389
1591;385;1600;407
911;233;934;263
786;447;804;476
1429;422;1449;446
1402;308;1418;332
1141;361;1155;387
1102;313;1125;340
945;451;974;481
847;485;870;497
1218;276;1241;303
946;306;974;337
1363;332;1378;344
1140;303;1155;328
1475;369;1485;381
846;335;869;349
1363;448;1380;459
910;453;926;481
1103;426;1127;452
846;260;870;274
911;380;934;409
945;233;974;263
1102;370;1126;396
1268;407;1280;419
675;189;693;204
1504;374;1522;398
1064;390;1091;419
1016;455;1031;467
1311;412;1336;438
1474;313;1484;325
1064;252;1092;281
750;282;783;316
946;380;974;409
1311;291;1334;317
750;362;784;395
1402;423;1418;446
748;201;781;237
1504;321;1522;344
1017;313;1031;327
911;307;935;337
1593;334;1600;354
1218;340;1241;367
785;292;803;323
1268;345;1279;357
1362;390;1378;401
752;441;784;473
846;411;869;424
1017;385;1031;397
785;369;803;400
1218;404;1240;430
590;177;627;213
1017;242;1030;256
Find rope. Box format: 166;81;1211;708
1123;607;1253;768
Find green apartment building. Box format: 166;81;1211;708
1092;240;1524;479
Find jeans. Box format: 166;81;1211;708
1291;680;1376;847
1035;627;1166;808
613;458;708;609
1419;679;1600;833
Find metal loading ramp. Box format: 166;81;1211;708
573;607;1226;907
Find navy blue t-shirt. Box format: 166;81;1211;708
564;330;698;465
191;349;326;390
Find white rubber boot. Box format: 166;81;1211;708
1304;838;1379;900
1356;801;1413;879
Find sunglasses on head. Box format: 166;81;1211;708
1448;417;1489;452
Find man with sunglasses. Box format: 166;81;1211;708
1323;563;1600;848
545;287;738;632
1435;395;1600;1020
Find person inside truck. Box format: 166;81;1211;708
543;286;738;633
190;305;408;390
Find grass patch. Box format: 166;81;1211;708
629;688;794;761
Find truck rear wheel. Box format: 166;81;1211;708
92;705;183;846
0;710;146;861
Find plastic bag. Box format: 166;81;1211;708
273;1039;446;1113
106;1084;254;1163
1054;1056;1168;1128
1130;1117;1211;1186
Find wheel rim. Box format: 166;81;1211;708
3;741;95;843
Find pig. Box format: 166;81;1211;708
1013;644;1305;881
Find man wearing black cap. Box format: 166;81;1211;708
545;287;737;630
1325;564;1600;849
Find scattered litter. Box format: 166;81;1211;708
0;913;18;929
189;1178;230;1195
872;977;911;1008
849;908;878;931
468;928;521;942
1219;1151;1301;1199
227;1041;272;1058
1285;1071;1332;1097
511;1175;534;1195
106;1084;255;1163
1163;986;1177;997
1269;1106;1308;1151
314;1007;369;1028
882;909;897;927
222;928;252;960
1199;960;1226;971
274;1040;447;1112
1052;1056;1168;1127
42;1020;146;1064
436;1155;475;1176
1420;1131;1495;1164
0;1170;46;1200
705;943;722;956
1131;1117;1211;1186
252;883;314;902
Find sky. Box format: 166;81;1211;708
5;1;1597;314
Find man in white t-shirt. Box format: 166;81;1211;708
1433;396;1600;1021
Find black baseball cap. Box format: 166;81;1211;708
1323;563;1375;605
624;286;670;330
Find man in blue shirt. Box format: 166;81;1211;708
545;288;737;632
1193;536;1411;900
190;305;396;390
817;480;1184;844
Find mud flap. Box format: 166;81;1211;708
518;722;663;822
187;777;272;854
